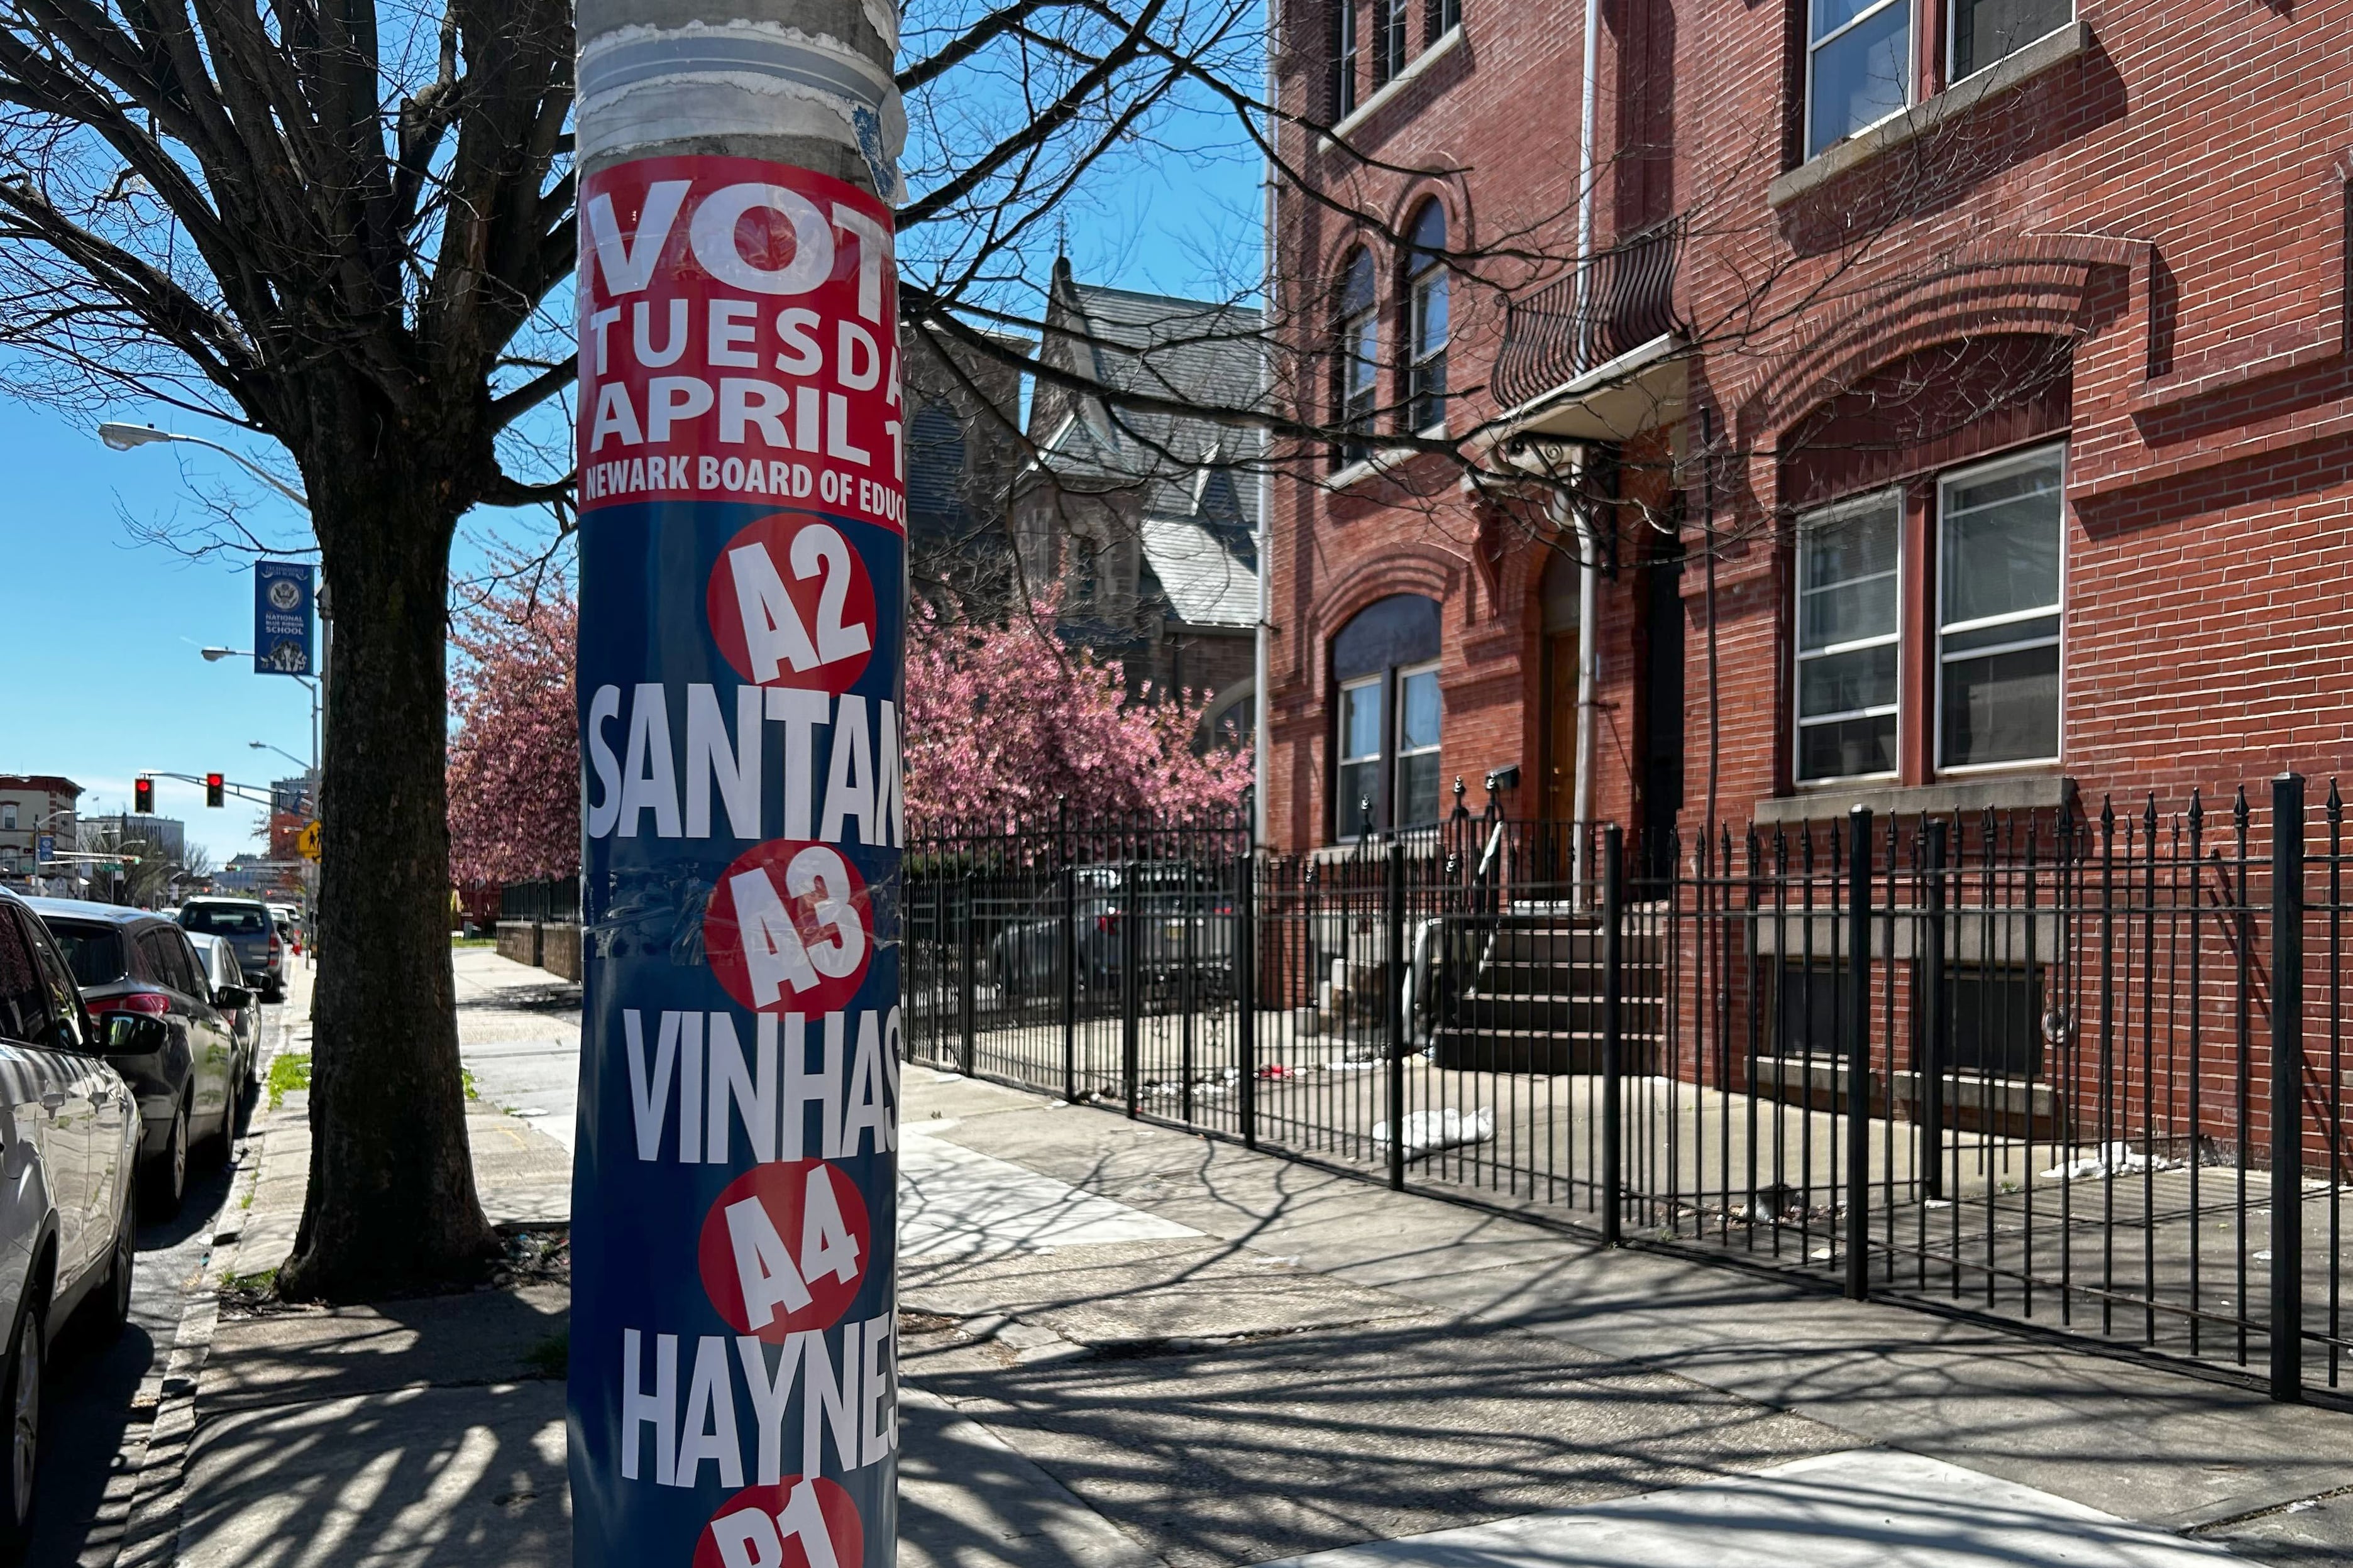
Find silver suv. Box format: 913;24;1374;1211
175;898;282;1001
0;888;141;1554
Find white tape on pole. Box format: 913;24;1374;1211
578;21;907;199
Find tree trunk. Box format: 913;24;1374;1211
278;474;500;1302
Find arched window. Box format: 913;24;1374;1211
1404;202;1448;432
1333;249;1378;467
1331;593;1442;839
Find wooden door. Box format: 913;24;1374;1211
1545;632;1579;820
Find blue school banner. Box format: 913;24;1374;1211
253;561;314;676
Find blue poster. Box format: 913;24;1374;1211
253;561;315;676
570;156;906;1567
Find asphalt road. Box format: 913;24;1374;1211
35;965;302;1567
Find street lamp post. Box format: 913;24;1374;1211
113;420;331;810
196;647;319;910
201;647;319;806
99;422;311;509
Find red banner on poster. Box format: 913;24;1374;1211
576;156;905;532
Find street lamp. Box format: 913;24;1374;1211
248;739;311;772
99;422;312;510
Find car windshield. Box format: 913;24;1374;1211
182;903;269;935
45;921;128;986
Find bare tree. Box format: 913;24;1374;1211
0;0;573;1297
0;0;2036;1297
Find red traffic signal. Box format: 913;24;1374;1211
206;773;225;809
134;777;155;814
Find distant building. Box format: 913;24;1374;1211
270;774;315;815
0;774;80;892
268;773;316;860
901;328;1030;611
80;812;187;867
216;855;302;898
1017;258;1264;745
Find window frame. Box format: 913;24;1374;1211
1336;673;1386;839
1932;441;2066;776
1402;205;1448;434
1792;487;1905;786
1392;659;1443;828
1803;0;1915;163
1372;0;1409;84
1946;0;2073;87
1328;0;1358;121
1333;250;1379;468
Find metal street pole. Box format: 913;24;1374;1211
570;2;905;1564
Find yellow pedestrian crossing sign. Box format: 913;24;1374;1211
297;820;322;860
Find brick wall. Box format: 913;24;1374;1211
1271;0;2353;853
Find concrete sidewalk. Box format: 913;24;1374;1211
121;952;578;1568
892;1068;2353;1567
124;952;2353;1567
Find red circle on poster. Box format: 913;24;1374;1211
707;515;877;693
704;838;873;1015
694;1476;864;1568
697;1160;873;1340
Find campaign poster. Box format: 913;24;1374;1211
570;154;904;1568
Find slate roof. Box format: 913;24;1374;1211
1139;517;1259;627
1035;265;1266;536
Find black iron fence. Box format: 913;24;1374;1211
903;778;2353;1403
500;876;581;924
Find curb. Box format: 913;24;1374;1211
112;1227;229;1568
110;988;301;1567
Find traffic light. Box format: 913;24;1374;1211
133;777;155;814
206;773;225;808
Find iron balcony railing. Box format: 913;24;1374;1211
1491;215;1685;409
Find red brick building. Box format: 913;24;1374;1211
1266;0;2353;851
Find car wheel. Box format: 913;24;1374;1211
143;1100;189;1220
0;1292;43;1555
96;1219;133;1337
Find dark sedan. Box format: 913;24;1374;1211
25;900;244;1217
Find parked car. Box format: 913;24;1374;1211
265;903;303;956
989;862;1236;999
0;889;141;1552
185;935;260;1094
26;899;244;1217
175;897;284;1001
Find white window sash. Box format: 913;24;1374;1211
1933;441;2067;772
1804;0;1914;160
1792;488;1904;781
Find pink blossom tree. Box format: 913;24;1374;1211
446;567;580;896
447;584;1245;885
903;601;1252;826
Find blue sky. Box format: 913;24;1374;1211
1;117;1260;870
3;400;321;863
